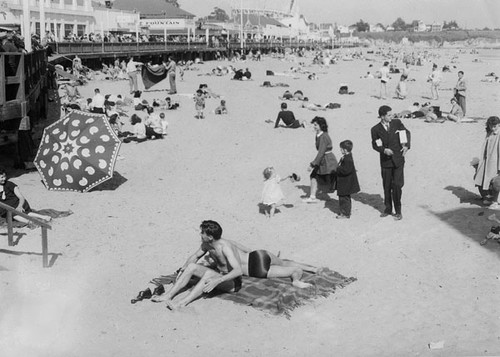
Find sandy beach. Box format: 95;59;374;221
1;47;500;356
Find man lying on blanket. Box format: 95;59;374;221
153;220;318;310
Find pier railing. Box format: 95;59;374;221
47;39;364;56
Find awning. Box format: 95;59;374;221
148;29;192;35
0;24;21;32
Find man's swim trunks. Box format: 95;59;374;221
248;250;271;278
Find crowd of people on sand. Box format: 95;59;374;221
361;49;473;124
7;42;500;308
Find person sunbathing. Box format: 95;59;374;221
279;90;294;100
481;76;499;83
137;220;318;310
300;98;327;111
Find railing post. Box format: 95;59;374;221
7;211;13;246
41;226;48;268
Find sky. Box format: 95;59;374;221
179;0;500;30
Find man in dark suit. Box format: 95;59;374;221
371;105;411;220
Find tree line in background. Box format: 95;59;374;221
353;18;460;32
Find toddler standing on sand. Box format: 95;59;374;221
261;167;288;218
194;89;207;119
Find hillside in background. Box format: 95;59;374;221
355;30;500;47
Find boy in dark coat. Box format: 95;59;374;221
336;140;360;219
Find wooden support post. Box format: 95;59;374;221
0;55;5;106
7;211;13;246
42;226;48;268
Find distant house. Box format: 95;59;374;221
414;20;427;32
318;22;334;37
319;23;333;31
336;25;350;34
309;22;319;32
429;22;443;32
347;24;357;33
385;25;395;31
369;23;385;32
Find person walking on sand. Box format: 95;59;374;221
302;116;338;203
428;63;441;100
371;105;411;221
136;220;319;309
395;74;408;99
378;61;390;99
474;116;500;208
165;56;177;94
454;70;467;115
126;57;143;94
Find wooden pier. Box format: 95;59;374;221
0;49;48;123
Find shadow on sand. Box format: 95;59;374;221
0;249;62;267
0;231;27;246
426;206;500;257
90;171;128;191
444;185;483;206
352;192;385;213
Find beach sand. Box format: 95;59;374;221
1;48;500;357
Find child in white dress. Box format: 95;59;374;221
261;167;288;218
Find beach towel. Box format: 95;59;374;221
0;209;73;228
141;65;167;90
151;267;356;318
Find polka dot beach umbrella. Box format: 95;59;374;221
34;110;121;193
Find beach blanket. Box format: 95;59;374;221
0;209;73;228
151;267;356;318
141;65;167;90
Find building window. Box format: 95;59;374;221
77;24;85;37
35;22;40;36
64;24;74;37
